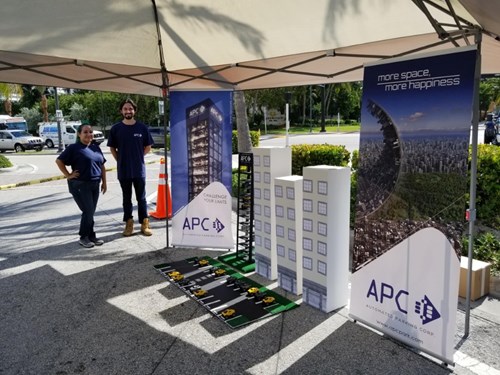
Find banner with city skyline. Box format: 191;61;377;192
169;91;234;249
349;46;477;364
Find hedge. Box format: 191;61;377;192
0;154;13;169
290;144;350;175
470;144;500;229
232;130;260;154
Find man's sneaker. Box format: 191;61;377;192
141;218;153;236
90;237;104;246
123;218;134;236
79;237;95;248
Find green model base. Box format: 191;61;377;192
217;251;255;274
154;256;298;329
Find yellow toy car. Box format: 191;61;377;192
171;274;184;282
247;287;259;295
198;259;209;266
214;268;226;277
262;296;275;305
221;308;236;319
193;289;207;297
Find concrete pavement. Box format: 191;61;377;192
0;152;499;375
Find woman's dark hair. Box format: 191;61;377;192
119;98;137;112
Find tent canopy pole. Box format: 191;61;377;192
152;0;171;249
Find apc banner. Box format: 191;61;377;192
169;91;234;249
350;46;477;364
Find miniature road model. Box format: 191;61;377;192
154;256;299;329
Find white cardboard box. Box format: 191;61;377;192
459;257;491;301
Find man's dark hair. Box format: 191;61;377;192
119;98;137;112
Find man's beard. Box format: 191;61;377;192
124;114;134;120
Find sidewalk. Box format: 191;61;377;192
0;159;499;374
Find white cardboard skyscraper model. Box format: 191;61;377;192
274;175;304;295
253;147;292;280
301;165;351;312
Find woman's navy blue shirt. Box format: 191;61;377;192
57;142;106;181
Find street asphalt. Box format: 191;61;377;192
0;148;499;375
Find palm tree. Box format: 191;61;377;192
0;83;22;115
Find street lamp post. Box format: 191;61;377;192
262;106;267;135
320;84;326;133
309;86;313;133
54;87;64;153
285;92;292;147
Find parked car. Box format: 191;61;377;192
484;113;497;144
149;127;169;147
0;130;44;152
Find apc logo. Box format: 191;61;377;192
212;218;225;233
367;280;441;325
415;295;441;325
183;217;225;233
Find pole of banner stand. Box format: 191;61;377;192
161;84;170;249
464;31;482;338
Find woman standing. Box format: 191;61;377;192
56;124;107;248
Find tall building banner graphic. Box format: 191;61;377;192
349;46;477;364
169;91;234;249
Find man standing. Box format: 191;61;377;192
107;98;154;236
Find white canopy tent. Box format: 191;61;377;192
1;0;497;338
0;0;499;95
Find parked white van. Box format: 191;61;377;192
38;121;105;148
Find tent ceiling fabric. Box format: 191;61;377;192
0;0;499;96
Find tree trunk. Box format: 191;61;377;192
4;99;12;115
234;90;252;153
41;94;48;122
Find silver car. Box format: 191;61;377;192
0;130;45;152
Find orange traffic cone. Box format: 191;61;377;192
150;158;172;219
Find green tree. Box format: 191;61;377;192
69;103;89;122
19;85;42;109
18;107;42;134
479;77;500;117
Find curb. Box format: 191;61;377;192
0;174;67;190
0;159;161;191
0;165;18;173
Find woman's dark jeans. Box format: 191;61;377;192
68;179;100;240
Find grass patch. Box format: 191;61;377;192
262;124;360;135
